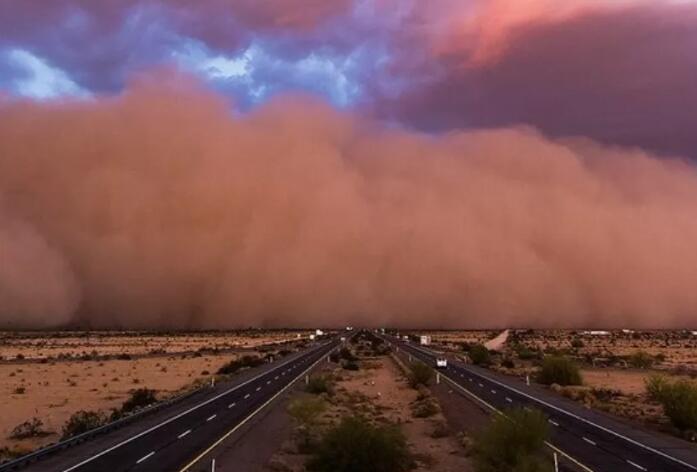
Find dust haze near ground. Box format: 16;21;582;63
2;72;697;329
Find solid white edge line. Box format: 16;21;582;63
60;341;332;472
136;451;155;464
178;343;340;472
405;340;697;472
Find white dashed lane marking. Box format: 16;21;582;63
177;430;191;439
136;452;155;464
207;414;217;422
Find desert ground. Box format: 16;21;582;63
417;329;697;438
0;330;310;361
0;330;310;459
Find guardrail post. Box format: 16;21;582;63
553;452;558;472
436;373;440;384
408;354;412;362
305;374;309;385
211;458;216;472
526;374;530;386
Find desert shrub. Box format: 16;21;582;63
306;375;334;395
288;396;327;450
628;351;654;369
329;352;340;363
515;345;541;361
116;353;132;360
412;397;439;418
537;356;582;386
62;410;107;439
472;408;552;472
501;358;515;369
217;355;265;375
570;338;585;349
9;417;48;439
342;360;360;371
469;345;491;366
646;374;668;401
407;361;433;388
307;416;413;472
645;376;697;431
12;386;26;394
339;347;356;362
121;388;157;414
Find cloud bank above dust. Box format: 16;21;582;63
2;75;697;329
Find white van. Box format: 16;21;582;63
436;358;448;368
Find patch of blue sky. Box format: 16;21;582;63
2;49;88;99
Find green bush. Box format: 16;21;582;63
472;408;552;472
628;351;654;369
307;375;334;395
645;375;697;431
469;345;491;366
537;356;582;386
307;416;413;472
62;410;107;439
407;361;432;388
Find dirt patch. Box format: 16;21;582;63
268;356;472;472
0;353;244;453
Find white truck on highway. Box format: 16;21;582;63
436;357;448;368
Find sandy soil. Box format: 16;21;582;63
269;355;472;472
340;358;471;471
0;352;243;453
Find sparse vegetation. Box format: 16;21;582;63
628;351;654;369
537;356;582;386
307;416;413;472
472;408;552;472
9;418;48;439
217;355;265;375
407;361;432;388
62;410;107;439
306;375;334;395
645;375;697;432
469;344;491;366
120;388;157;414
288;396;327;450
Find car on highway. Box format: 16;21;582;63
436;357;448;368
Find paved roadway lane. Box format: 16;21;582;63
385;335;697;472
18;339;338;472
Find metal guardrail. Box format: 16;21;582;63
0;385;207;471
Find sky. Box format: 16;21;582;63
1;0;697;329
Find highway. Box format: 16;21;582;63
384;334;697;472
17;338;338;472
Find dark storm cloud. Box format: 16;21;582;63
374;3;697;158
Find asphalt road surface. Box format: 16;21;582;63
17;338;338;472
385;334;697;472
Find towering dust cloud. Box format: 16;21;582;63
1;74;697;329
